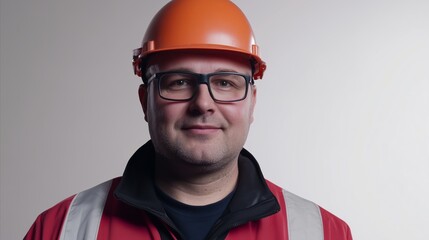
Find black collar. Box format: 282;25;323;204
114;140;280;237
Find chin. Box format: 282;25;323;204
177;147;237;168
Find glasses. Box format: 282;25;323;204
147;71;253;102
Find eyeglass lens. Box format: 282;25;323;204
158;73;248;101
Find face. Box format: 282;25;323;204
139;51;257;170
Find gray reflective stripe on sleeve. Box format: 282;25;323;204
59;180;112;240
283;189;324;240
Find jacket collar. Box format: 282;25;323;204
114;140;280;231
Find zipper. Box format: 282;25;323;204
118;197;186;240
204;197;281;239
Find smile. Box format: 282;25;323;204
182;125;222;135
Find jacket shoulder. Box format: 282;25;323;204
24;195;75;240
319;206;353;240
265;180;352;240
24;178;118;240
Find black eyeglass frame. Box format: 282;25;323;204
146;71;254;103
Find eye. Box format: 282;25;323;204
172;79;187;86
161;74;195;91
218;79;232;87
166;78;192;89
210;75;245;90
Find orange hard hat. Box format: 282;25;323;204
133;0;266;81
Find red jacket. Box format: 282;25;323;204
25;141;352;240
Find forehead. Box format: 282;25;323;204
147;51;253;74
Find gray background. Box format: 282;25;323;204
1;0;428;239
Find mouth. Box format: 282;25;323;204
182;125;222;135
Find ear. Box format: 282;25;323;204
138;84;148;122
249;85;257;123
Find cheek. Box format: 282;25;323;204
222;102;254;126
147;98;186;128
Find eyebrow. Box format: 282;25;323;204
166;67;240;73
214;68;240;73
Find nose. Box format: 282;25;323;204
188;84;215;114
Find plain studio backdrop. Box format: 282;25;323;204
1;0;428;239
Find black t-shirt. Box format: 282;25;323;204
157;188;234;240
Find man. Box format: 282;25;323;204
25;0;352;239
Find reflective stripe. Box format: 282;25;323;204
283;189;324;240
59;180;112;240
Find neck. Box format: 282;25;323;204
154;156;239;206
